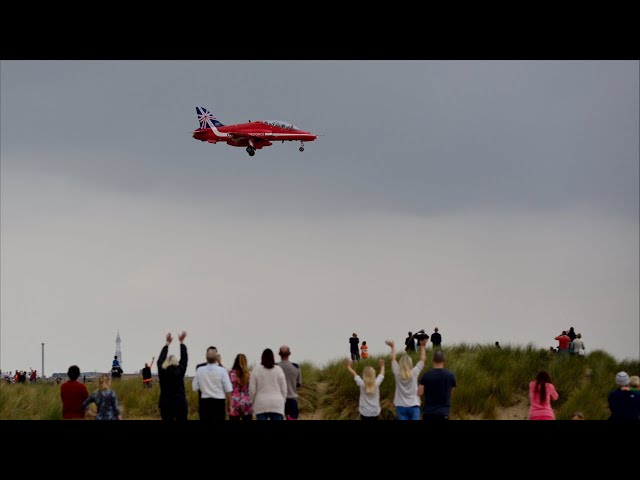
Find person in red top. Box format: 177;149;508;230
60;365;89;419
554;331;571;356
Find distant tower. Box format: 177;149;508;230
115;331;122;369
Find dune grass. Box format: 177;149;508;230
1;345;637;420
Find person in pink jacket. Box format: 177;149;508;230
528;371;559;420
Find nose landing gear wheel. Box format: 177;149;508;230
246;146;256;157
299;146;304;152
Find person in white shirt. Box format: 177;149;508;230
249;349;287;420
192;346;232;421
572;334;586;356
345;358;385;420
386;338;426;420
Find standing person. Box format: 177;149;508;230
404;332;416;353
229;354;253;420
29;369;37;383
629;376;640;392
349;333;360;362
418;350;456;421
431;328;442;349
345;358;385;420
157;331;188;421
572;334;585;356
360;341;369;359
142;357;155;389
111;357;123;380
250;348;287;420
528;371;559;420
278;346;302;420
82;374;122;420
495;342;501;349
192;346;233;421
60;365;89;420
386;338;425;420
608;372;640;421
554;331;571;356
567;327;577;342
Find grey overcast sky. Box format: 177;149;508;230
1;61;638;375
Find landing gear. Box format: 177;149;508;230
246;146;255;157
299;141;305;152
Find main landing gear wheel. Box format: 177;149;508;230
246;146;255;157
299;146;304;152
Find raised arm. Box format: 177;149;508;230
419;343;426;364
378;359;385;377
385;340;396;362
157;333;172;372
178;332;188;377
149;356;155;368
344;359;357;377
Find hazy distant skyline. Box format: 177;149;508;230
1;61;638;375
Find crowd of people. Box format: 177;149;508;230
2;369;38;384
346;337;456;421
552;327;586;356
6;325;639;421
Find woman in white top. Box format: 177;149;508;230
386;338;426;420
249;348;287;420
345;358;385;420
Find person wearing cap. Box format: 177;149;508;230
277;345;302;420
608;372;640;421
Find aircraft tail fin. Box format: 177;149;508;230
195;106;225;129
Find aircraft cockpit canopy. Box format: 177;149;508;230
262;120;299;130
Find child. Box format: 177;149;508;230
345;358;385;420
83;374;122;420
360;341;369;359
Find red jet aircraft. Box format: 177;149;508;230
192;107;317;156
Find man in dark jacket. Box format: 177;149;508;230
157;331;188;421
349;333;360;361
142;356;155;388
608;371;640;421
431;328;442;348
405;332;416;353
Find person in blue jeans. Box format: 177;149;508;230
419;350;456;420
386;337;427;420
